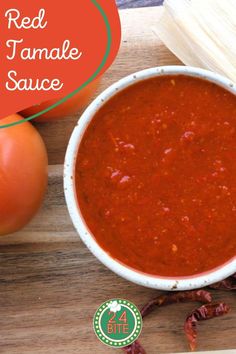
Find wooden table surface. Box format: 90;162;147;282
117;0;163;9
0;5;235;354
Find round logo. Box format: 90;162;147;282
93;298;142;348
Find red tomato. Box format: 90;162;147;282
0;114;48;236
20;79;100;122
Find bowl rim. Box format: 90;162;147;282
64;65;236;290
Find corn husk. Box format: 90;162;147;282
154;0;236;82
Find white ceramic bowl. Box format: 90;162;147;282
64;66;236;290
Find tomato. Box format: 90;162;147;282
0;114;48;236
20;79;100;122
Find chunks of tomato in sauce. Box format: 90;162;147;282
76;75;236;276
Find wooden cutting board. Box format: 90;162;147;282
0;6;235;354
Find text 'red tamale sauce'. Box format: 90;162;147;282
76;75;236;277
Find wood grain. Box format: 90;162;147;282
0;7;235;354
117;0;164;9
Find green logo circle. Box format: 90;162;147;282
93;299;142;348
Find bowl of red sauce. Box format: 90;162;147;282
64;66;236;290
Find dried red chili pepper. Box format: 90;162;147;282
122;290;211;354
141;290;212;318
122;340;146;354
184;303;230;351
209;276;236;291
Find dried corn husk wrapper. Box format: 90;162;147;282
154;0;236;82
